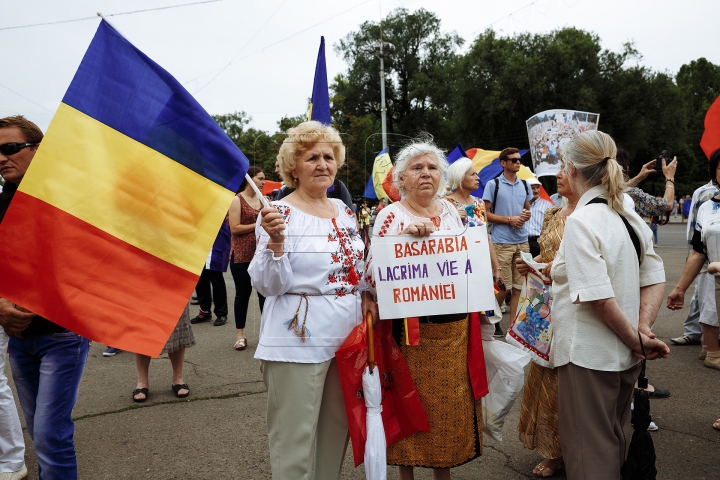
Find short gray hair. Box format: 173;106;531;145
444;158;474;195
392;141;448;197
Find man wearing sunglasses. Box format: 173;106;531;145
482;148;533;330
0;116;90;480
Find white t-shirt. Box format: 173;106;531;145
249;199;364;363
551;186;666;372
695;198;720;266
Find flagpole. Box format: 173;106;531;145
96;12;128;38
245;174;286;237
379;54;388;151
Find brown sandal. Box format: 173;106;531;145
234;338;247;350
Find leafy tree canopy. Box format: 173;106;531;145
212;8;720;197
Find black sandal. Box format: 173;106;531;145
132;388;149;403
172;383;190;398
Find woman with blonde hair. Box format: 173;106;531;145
249;121;364;479
550;130;669;478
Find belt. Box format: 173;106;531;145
285;291;357;342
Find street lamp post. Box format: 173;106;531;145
368;41;395;151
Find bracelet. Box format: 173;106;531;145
494;268;502;271
666;185;674;189
508;216;512;224
666;178;674;184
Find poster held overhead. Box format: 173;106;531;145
526;109;599;177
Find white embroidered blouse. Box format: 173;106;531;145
361;200;463;303
248;199;365;363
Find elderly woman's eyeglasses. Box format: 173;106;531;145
0;142;38;155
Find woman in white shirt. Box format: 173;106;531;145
550;130;669;479
249;122;364;479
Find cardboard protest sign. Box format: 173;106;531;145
526;109;599;177
371;226;495;319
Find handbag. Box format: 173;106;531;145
506;252;554;366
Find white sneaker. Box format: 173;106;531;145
500;305;508;313
648;421;658;431
0;465;28;480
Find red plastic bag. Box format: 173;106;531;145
335;319;430;467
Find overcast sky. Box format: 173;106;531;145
2;0;718;136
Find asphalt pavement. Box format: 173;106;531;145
5;218;719;479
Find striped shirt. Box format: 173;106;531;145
527;198;554;236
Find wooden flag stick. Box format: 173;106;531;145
366;312;376;372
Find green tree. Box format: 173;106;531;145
333;8;462;140
212;111;281;182
332;7;463;195
675;58;720;192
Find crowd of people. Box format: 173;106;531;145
0;113;715;480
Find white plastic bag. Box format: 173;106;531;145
481;333;531;442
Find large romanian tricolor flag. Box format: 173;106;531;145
0;21;249;356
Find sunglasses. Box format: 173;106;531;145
0;142;38;156
503;158;522;163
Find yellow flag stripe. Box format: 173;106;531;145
19;103;234;274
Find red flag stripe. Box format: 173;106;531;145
0;192;198;356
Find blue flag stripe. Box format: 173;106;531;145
62;21;248;192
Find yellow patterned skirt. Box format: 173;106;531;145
517;362;562;459
387;318;483;468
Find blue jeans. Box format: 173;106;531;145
649;223;658;245
9;332;89;480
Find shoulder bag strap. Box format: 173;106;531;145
587;197;642;265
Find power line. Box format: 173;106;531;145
185;0;373;91
0;0;223;31
193;0;290;94
472;0;540;35
0;82;54;113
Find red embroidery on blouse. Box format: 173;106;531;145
377;212;396;237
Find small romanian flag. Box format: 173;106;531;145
0;21;249;356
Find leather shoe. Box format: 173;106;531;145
190;313;212;324
213;316;228;326
648;388;671;398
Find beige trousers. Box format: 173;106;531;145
557;362;641;480
261;359;349;480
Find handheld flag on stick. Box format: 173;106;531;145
308;36;331;125
245;173;285;237
0;20;249;356
370;149;399;202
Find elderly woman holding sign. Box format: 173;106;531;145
362;140;487;480
248;121;365;479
